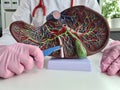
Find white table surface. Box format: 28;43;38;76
0;33;120;90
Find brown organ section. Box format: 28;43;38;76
10;6;110;58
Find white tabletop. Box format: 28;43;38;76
0;34;120;90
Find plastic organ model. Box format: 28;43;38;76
10;6;110;58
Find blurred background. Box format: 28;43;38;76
0;0;120;40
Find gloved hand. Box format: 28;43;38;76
0;43;44;79
101;41;120;76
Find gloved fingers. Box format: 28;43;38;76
20;56;34;71
101;46;120;72
109;41;120;46
0;56;14;78
8;63;24;75
0;69;14;79
25;44;44;69
116;70;120;76
105;56;120;76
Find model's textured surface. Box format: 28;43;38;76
10;6;110;58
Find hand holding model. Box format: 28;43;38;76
0;43;44;79
101;41;120;76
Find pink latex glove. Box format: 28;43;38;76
0;43;44;79
101;41;120;76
